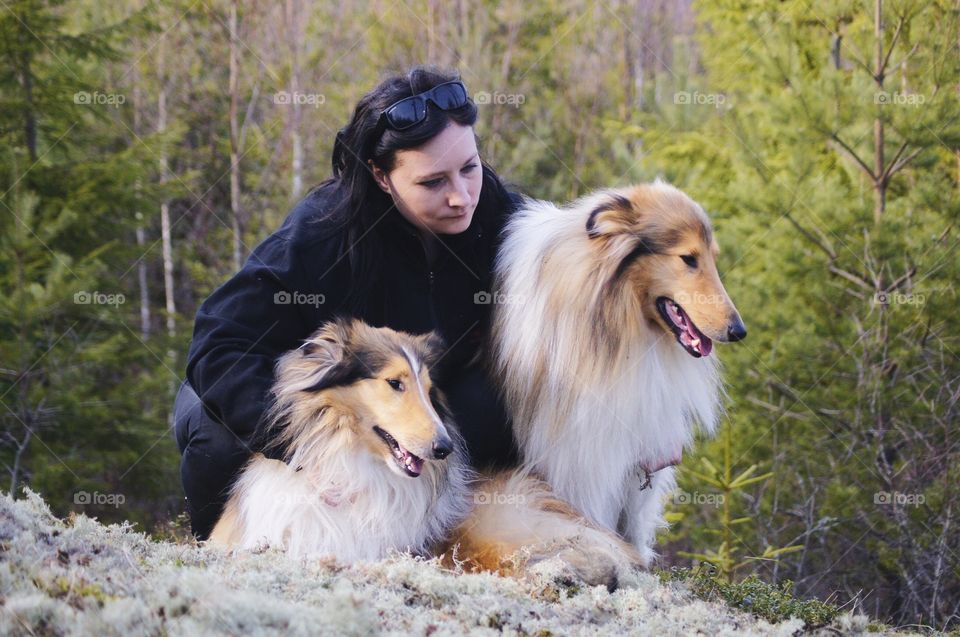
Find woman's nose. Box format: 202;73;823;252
447;178;469;208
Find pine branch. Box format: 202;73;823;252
828;134;876;181
875;15;904;83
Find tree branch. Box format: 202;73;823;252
746;396;810;421
884;266;917;292
783;210;837;259
828;264;873;290
885;147;925;181
876;15;904;82
829;134;876;180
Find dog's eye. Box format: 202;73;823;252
386;379;404;392
680;254;698;268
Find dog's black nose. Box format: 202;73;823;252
432;437;454;460
727;319;747;342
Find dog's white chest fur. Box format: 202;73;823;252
227;443;472;561
519;340;720;530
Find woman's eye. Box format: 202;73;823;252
421;165;476;188
681;254;698;268
386;379;404;392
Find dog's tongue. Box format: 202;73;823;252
667;302;713;357
388;435;425;477
681;323;713;357
403;451;424;476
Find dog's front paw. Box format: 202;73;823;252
524;543;623;592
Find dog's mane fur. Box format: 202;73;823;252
490;182;725;562
213;319;475;561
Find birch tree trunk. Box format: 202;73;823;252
132;61;151;340
286;0;304;201
158;39;176;340
229;0;243;271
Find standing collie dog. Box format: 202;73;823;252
490;180;747;566
210;317;641;589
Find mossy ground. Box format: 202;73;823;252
0;489;917;636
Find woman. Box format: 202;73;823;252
174;66;525;540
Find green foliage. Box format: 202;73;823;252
675;421;801;578
660;565;841;629
0;0;179;531
648;0;960;630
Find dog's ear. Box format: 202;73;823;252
302;354;367;392
417;330;447;371
303;316;354;355
281;318;367;393
298;318;348;363
428;383;455;425
586;193;635;239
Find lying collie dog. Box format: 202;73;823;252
208;318;472;560
490;180;747;566
210;317;640;589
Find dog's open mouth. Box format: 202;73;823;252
373;426;424;477
656;297;713;358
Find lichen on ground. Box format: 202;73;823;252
0;489;916;636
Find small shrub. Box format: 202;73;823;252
659;565;840;628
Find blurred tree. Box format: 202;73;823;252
645;0;960;629
0;0;179;529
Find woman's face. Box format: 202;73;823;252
369;122;483;236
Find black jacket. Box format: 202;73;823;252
184;180;523;470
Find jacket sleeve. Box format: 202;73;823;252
185;232;322;440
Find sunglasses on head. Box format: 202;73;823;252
378;80;471;131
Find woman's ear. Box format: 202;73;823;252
368;160;391;194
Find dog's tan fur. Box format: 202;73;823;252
210;317;640;589
439;469;643;589
490;181;746;565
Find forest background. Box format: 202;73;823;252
1;0;957;630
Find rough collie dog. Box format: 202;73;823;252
490;180;747;566
208;318;472;560
210;317;641;589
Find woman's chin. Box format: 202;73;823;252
436;211;474;234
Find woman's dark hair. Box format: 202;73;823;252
311;65;518;312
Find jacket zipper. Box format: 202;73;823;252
416;231;439;328
427;268;438;327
